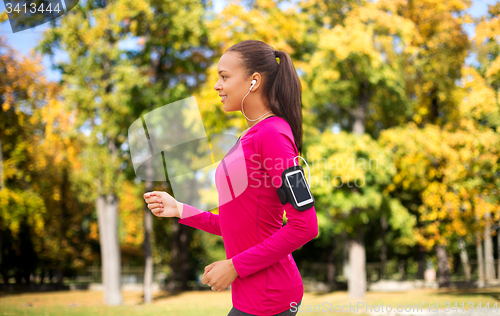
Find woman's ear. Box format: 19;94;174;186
250;73;262;90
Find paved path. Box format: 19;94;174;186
364;308;499;316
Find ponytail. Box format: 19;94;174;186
269;50;303;155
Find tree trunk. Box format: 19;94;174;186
1;270;8;284
476;231;485;286
144;206;153;303
348;226;366;299
484;211;495;280
58;167;69;288
15;269;22;284
179;177;199;290
436;244;450;287
166;179;193;292
0;230;2;277
430;88;439;124
97;194;122;305
458;238;471;282
167;219;180;291
179;225;190;290
347;80;369;299
0;134;4;189
417;246;425;279
0;137;3;272
352;94;367;136
56;269;63;285
326;244;336;288
398;260;405;280
497;221;500;280
39;269;45;285
380;214;387;280
143;205;153;302
143;159;154;303
341;229;350;282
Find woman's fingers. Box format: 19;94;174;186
145;193;165;217
148;203;163;210
151;207;163;216
144;196;161;204
145;192;168;217
144;192;156;199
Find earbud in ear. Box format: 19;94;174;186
249;79;257;91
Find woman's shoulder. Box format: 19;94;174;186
252;116;296;152
255;116;292;136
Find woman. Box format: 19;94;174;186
144;40;318;316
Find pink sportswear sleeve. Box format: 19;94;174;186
178;204;222;236
231;124;319;279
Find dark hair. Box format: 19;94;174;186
226;40;303;155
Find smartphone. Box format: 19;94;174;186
285;169;314;207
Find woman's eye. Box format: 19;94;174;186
222;75;227;79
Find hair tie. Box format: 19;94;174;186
275;50;279;58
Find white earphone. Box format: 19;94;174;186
250;79;256;89
242;79;273;121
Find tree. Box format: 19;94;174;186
307;130;416;298
303;0;420;298
0;31;99;285
472;1;500;281
35;0;223;302
34;0;148;303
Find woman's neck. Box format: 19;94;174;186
246;113;275;128
241;113;275;138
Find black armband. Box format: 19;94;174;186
276;165;315;211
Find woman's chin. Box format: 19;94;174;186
223;104;237;112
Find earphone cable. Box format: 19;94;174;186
241;82;272;122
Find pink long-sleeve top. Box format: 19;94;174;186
178;115;318;315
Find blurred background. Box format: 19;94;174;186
0;0;499;314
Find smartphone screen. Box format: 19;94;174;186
285;170;314;207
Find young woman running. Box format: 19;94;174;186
144;40;318;316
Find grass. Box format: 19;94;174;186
0;287;499;316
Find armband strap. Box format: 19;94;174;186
276;165;315;211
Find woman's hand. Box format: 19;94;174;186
144;191;183;218
201;259;239;292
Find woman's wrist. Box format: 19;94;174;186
176;200;183;218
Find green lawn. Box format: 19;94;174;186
0;287;499;316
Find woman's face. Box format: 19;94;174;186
214;51;252;112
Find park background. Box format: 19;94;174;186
0;0;500;314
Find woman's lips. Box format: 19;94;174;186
221;96;227;103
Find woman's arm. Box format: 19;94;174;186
231;123;319;279
178;203;222;237
231;204;317;278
